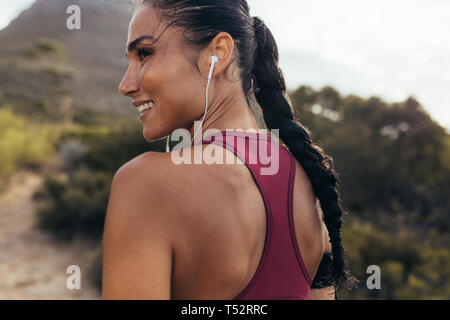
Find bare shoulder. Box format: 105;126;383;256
102;147;237;299
113;150;171;185
109;145;247;238
109;151;177;220
102;151;177;299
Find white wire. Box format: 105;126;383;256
192;75;212;146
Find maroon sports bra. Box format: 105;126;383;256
200;130;312;300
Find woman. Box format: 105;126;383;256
102;0;354;300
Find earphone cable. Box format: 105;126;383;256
191;74;212;146
167;57;216;152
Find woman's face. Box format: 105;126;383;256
119;5;207;142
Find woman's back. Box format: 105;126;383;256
167;130;325;299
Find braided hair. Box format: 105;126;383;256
141;0;356;291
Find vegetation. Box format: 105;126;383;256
289;86;449;299
0;108;61;180
0;38;74;122
341;216;450;299
1;36;447;298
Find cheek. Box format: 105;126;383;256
140;58;203;124
139;61;175;111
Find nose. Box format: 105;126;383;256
119;66;139;97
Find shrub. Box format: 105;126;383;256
36;169;113;241
0;108;60;179
340;217;449;299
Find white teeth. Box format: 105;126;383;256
137;101;154;113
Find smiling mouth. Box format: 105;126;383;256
137;101;155;114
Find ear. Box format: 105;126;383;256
202;32;235;79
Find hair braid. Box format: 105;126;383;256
252;16;353;290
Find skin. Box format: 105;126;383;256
102;4;335;300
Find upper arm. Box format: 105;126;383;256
102;154;174;299
309;200;335;300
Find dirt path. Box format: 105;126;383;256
0;170;101;299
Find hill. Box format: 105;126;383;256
0;0;133;117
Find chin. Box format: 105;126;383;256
142;127;156;143
143;126;166;144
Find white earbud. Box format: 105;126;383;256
208;55;219;80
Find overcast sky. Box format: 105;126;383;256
1;0;449;131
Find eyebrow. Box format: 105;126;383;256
126;35;157;57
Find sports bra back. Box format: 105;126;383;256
200;129;312;300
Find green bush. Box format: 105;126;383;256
0;108;60;179
340;217;449;299
36;169;113;241
290;85;449;299
23;37;66;60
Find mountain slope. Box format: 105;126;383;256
0;0;134;116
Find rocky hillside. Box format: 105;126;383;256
0;0;134;116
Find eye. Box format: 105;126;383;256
137;48;154;61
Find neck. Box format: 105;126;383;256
187;87;260;143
